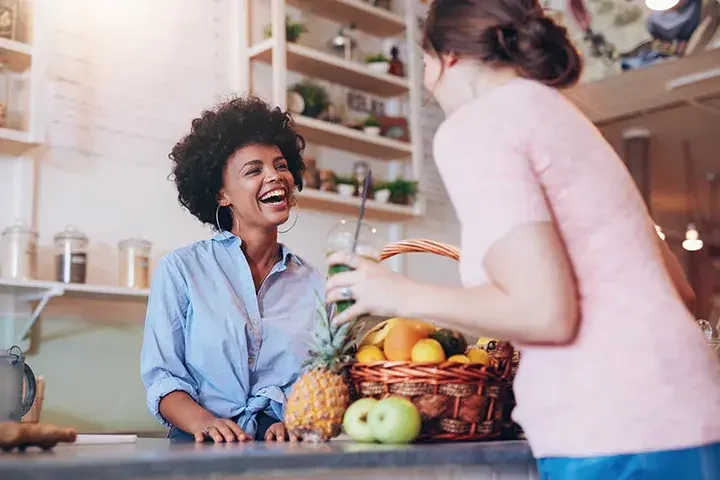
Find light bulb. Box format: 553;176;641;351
645;0;679;10
655;225;666;241
682;223;703;251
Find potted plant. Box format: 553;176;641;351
364;52;390;74
374;181;391;203
363;115;382;136
264;16;308;43
335;176;357;197
387;178;418;205
289;80;330;119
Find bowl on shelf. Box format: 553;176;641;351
375;189;391;203
366;61;389;74
337;184;355;197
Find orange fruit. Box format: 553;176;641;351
404;319;436;335
356;345;386;363
467;348;491;365
383;323;429;361
410;338;446;363
447;354;471;363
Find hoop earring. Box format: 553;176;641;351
216;204;235;240
278;196;299;234
215;204;224;232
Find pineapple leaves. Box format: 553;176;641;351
301;291;358;373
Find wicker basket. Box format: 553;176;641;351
348;239;519;443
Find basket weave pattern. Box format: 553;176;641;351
348;239;515;442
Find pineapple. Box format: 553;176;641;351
284;294;358;443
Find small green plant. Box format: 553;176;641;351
264;16;308;42
387;178;418;205
290;80;330;118
364;53;389;64
363;115;382;128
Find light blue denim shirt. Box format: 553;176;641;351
140;231;323;437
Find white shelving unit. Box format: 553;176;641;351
0;276;149;352
297;187;416;222
0;0;48;352
286;0;407;37
0;5;48;155
0;0;147;352
0;278;149;302
235;0;425;243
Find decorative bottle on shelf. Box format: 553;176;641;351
388;46;405;77
328;23;356;61
319;169;338;193
352;161;374;199
302;158;320;189
0;60;9;128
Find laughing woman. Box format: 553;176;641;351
140;96;322;443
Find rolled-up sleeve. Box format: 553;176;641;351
140;254;197;427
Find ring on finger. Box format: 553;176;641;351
202;425;216;435
339;286;353;299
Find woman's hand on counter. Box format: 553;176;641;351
264;422;299;442
325;251;418;324
192;417;250;443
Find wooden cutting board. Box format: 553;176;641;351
0;422;77;451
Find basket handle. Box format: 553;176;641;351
379;239;460;262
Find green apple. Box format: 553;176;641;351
343;398;379;443
367;396;422;444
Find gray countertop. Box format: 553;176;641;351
0;437;534;479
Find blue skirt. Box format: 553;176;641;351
537;442;720;479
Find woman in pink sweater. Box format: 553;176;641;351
325;0;720;477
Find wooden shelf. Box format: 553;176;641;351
0;278;149;302
286;0;406;37
0;37;32;72
564;48;720;125
249;39;409;98
0;127;38;155
297;188;418;222
293;115;412;160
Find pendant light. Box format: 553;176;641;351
682;222;703;251
681;141;702;251
645;0;679;11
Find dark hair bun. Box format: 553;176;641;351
512;16;582;88
422;0;583;89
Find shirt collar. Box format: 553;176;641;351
212;230;303;266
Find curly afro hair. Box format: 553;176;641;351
169;94;306;231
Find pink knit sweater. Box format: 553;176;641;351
432;77;720;458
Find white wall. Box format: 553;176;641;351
0;0;460;432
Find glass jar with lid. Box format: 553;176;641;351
0;221;38;280
54;226;89;284
118;238;152;289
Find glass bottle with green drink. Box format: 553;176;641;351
326;220;380;314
